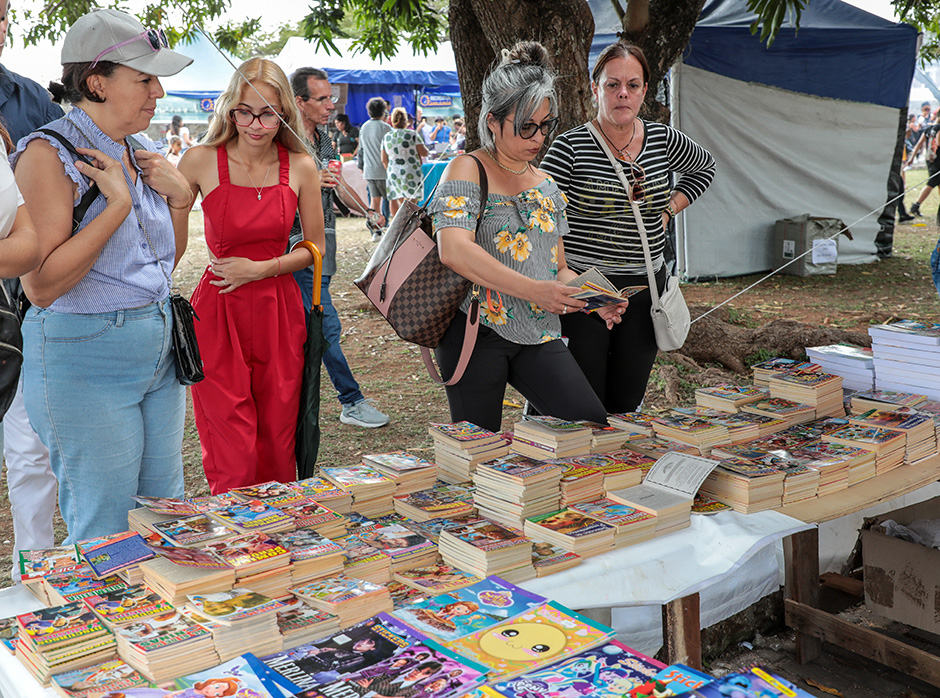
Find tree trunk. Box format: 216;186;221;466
449;0;595;152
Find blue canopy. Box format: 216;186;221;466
590;0;917;109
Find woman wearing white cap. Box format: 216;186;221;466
11;8;195;543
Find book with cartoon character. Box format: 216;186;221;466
692;665;816;697
392;576;545;642
444;601;615;681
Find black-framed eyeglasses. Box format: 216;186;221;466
506;116;559;140
627;160;645;201
229;109;283;129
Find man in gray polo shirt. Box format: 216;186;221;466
357;97;391;241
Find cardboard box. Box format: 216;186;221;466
862;496;940;634
773;215;841;277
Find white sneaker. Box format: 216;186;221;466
340;399;390;428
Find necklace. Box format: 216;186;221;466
233;145;274;200
594;119;636;160
486;148;529;176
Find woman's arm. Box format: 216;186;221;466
17;139;133;307
0;205;40;278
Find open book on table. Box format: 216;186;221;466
566;267;646;312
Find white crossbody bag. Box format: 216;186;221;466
585;121;690;351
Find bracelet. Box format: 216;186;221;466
274;257;282;277
665;202;677;220
167;191;194;210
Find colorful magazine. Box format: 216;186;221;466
270;529;345;561
393;484;476;517
322;465;395;488
203;532;291;568
365;451;437;472
83;584;174;625
693;665;817;697
146;544;234;570
277;499;346;529
525;509;615;538
77;531;155;578
170;652;283;698
43;570;127;602
355;523;437;560
429;421;501;444
441;519;528;552
568;499;655;527
114;610;210;652
276;599;338;634
130;495;200;516
387;581;429;609
444;601;616;681
393;576;545;642
152;513;234;547
186;588;285;623
18;545;83;582
17;601;106;647
229;480;308;507
289;577;386;605
530;542;581;574
290;476;351;501
394;564;483;593
207;500;293;530
49;657;148;697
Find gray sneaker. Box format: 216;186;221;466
340;399;390;428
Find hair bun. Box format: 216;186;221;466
501;41;552;70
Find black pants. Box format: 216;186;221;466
434;312;608;433
561;267;666;414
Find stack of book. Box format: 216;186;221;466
139;548;236;607
779;441;856;493
438;518;534;582
205;500;294;535
275;500;348;537
472;457;565;528
869;320;940;399
581;421;629;452
289;576;393;627
849;389;928;414
151;513;236;548
229;480;309;510
393;482;476;521
322;465;397;518
567;498;657;548
40;568;127;607
274;598;341;647
650;414;730;455
777;462;820;504
74;531;155;583
671;407;761;443
362;451;438;494
568;450;655;491
289;476;353;514
694;384;769;412
337;534;392;584
511;417;593;459
429;421;511;484
524;508;616;558
823;424;907;474
184;588;285;661
385;580;428;608
268;529;345;584
606;412;658;436
531;542;582;577
622;435;700;460
847;409;937;464
203;533;293;600
741;396;816;427
548;462;605;506
392;564;483;593
698;457;785;514
49;658;150;697
114;610;218;683
82;584;174;629
353;521;438;572
806;344;875;391
15;601;115;684
751;358;818;386
768;369;845;418
17;546;85;605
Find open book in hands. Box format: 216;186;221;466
566;267;646;313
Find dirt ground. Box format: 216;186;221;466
1;180;938;695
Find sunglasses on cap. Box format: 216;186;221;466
91;28;169;69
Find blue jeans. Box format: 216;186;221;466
22;299;185;544
292;268;364;407
932;236;940;298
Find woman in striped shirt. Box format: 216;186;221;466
541;41;715;413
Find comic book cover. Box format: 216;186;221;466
170;653;281;698
338;535;387;570
393;484;476;517
524;510;615;538
530;542;580;575
83;585;174;625
429;422;501;445
186;588;285;623
691;495;731;515
270;529;345;561
146;544;233;570
475;459;564;481
277;499;346;530
487;640;665;698
365;451;438;472
18;545;83;582
402;517;474;544
49;657;148;697
650;664;713;694
130;495;201;516
76;531;155;579
825;425;906;446
187;492;242;512
44;570;127;602
355;523;437;560
440;519;529;552
387;582;429;609
114;610;210;653
850;409;933;432
289;577;386;605
260;612;423;691
203;533;291;569
393;564;483;593
693;665;817;697
300;636;490;698
568;499;655;527
152;513;237;548
229;480;309;507
393;576;545;642
445;601;616;681
713;458;783;478
322;465;395;488
17;601;106;648
206;500;293;531
290;476;351;501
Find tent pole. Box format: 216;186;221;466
670;61;688;281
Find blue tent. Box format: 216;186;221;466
589;0;918;278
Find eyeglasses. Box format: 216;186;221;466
229;109;283;129
306;95;339;104
505;116;558;140
627;160;645;201
91;28;168;69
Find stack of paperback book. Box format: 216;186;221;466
393;482;476;521
806;344;875;391
362;451;438;494
275;598;341;647
671;407;761;443
751;358;818;386
353;521;438;572
768;368;844;418
438;518;534;582
289;576;393;627
782;440;862;493
114;610;218;683
151;513;236;548
386;580;428;608
869;320;940;399
694;384;769;412
823;424;907;474
49;657;150;697
290;476;354;514
847;408;937;464
139;548;236;607
567;498;656;548
549;462;605;506
523;508;616;557
511;416;593;459
622;435;700;460
206;500;294;535
82;584;174;629
15;601;115;685
392;564;483;593
230;480;309;510
849;389;927;414
276;500;348;537
531;542;582;576
429;421;511;484
472;457;565;528
184;588;285;661
606;411;658;436
566;450;655;491
204;533;293;600
17;547;85;604
581;421;630;452
39;569;127;607
337;535;392;585
741;396;816;428
777;462;820;504
698;458;785;513
269;529;345;584
322;465;397;518
650;414;730;455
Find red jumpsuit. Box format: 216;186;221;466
191;143;306;493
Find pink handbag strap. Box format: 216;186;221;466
421;297;479;385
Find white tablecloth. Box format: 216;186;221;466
0;585;53;698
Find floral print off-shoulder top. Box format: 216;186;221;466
428;176;569;345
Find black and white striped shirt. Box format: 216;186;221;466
541;121;715;274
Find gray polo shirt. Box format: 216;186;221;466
359;118;391;180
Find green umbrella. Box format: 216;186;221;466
293;241;326;479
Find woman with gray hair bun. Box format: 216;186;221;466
427;41;609;433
